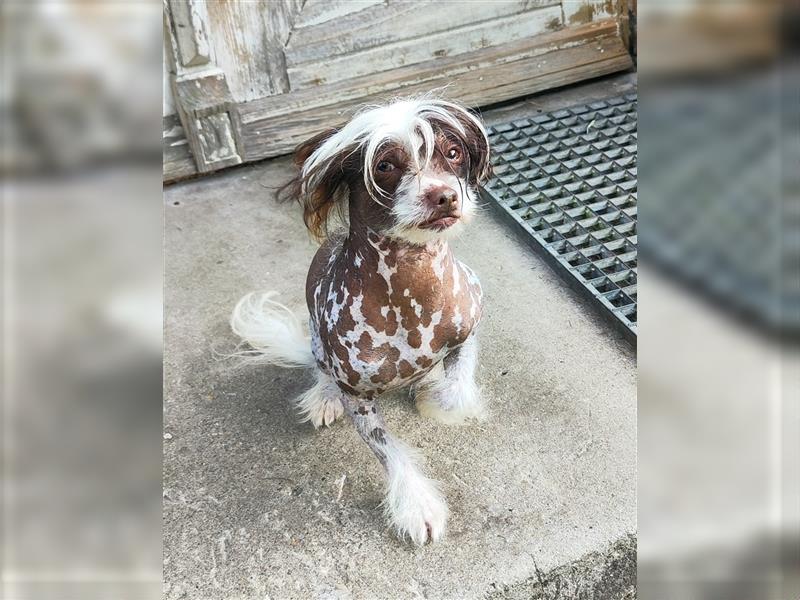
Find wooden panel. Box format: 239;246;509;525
163;40;176;117
287;5;564;89
205;0;302;103
295;0;385;28
238;20;632;162
240;19;620;124
173;71;233;118
194;112;240;165
163;115;197;182
167;0;213;68
171;70;244;173
164;0;243;175
163;1;634;182
286;0;558;65
563;0;622;26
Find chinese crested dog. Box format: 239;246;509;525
232;96;491;545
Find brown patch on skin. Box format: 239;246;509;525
407;328;422;349
332;341;361;387
385;310;398;336
416;356;433;369
398;359;414;379
370;345;401;384
339;381;358;396
355;331;375;360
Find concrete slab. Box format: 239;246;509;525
164;74;637;600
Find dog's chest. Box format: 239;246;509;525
309;237;482;397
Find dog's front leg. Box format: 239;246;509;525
414;335;485;424
342;396;448;545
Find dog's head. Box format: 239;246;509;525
292;97;491;244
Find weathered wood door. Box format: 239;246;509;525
163;0;633;182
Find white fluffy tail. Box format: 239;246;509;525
230;292;315;368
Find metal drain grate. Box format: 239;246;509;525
482;94;638;343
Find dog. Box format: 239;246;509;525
231;96;491;545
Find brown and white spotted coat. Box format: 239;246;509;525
307;229;482;399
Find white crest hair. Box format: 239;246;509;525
301;95;489;201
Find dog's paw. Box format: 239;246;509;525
310;396;345;428
296;383;344;428
385;470;448;545
415;381;486;425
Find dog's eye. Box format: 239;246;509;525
376;160;395;173
446;147;462;161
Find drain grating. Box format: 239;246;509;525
482;94;638;343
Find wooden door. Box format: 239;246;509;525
163;0;633;182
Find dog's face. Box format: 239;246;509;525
294;98;491;244
370;131;480;244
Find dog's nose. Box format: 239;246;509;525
425;185;458;210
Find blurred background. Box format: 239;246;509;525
2;2;163;599
637;2;799;599
2;0;798;599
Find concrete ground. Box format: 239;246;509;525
164;73;637;600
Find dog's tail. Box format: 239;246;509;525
230;292;315;368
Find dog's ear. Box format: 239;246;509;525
288;127;352;241
293;128;338;169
